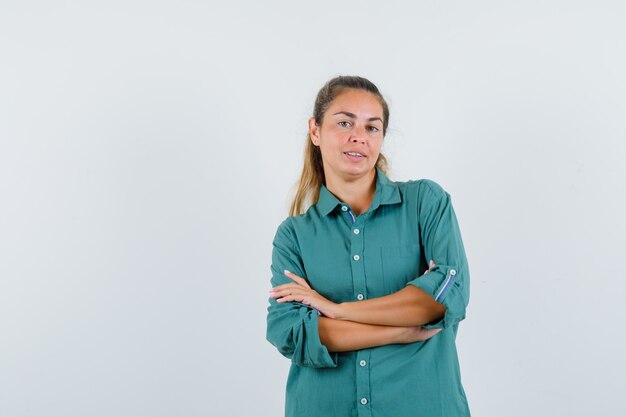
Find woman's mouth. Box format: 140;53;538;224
343;151;366;161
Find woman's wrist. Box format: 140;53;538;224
392;326;412;344
329;302;348;320
319;302;342;320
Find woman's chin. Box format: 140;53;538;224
324;160;376;182
340;164;375;178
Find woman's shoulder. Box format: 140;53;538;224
395;177;450;201
272;212;311;243
271;216;298;250
274;215;296;235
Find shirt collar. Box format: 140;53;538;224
316;167;402;216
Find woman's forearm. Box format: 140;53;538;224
336;285;446;327
318;317;406;352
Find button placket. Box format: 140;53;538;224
349;216;366;303
340;205;357;228
355;348;372;416
349;214;371;417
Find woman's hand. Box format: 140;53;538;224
269;270;341;319
396;326;442;344
425;259;435;274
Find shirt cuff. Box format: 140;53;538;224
291;306;338;368
405;264;467;330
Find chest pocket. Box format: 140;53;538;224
380;244;422;295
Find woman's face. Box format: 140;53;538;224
309;88;385;183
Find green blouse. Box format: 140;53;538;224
266;167;471;417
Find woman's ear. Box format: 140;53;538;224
308;117;320;146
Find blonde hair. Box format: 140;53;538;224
289;76;390;216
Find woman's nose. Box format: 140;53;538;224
350;126;367;142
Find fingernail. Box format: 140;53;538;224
284;269;291;275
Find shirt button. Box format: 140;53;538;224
353;228;360;235
359;360;367;367
357;293;364;300
360;398;368;405
341;206;348;212
450;269;457;275
353;255;360;261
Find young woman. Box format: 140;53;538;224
266;75;471;417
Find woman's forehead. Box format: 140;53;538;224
327;89;384;119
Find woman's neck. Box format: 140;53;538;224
325;168;377;217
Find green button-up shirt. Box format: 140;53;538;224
266;167;471;417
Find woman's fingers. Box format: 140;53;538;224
268;270;312;299
284;270;311;289
274;293;301;303
423;260;436;275
269;284;302;298
400;326;443;344
269;282;314;304
408;327;442;342
419;328;442;340
270;286;312;304
269;287;299;303
268;277;339;318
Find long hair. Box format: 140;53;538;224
289;76;390;216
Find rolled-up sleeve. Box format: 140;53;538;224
406;180;470;330
265;219;338;368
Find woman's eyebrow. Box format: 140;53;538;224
332;111;383;123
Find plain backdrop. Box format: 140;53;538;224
1;1;625;416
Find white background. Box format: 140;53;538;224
1;1;625;416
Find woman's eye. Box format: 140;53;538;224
368;126;380;132
338;121;351;127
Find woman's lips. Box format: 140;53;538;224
343;151;366;162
